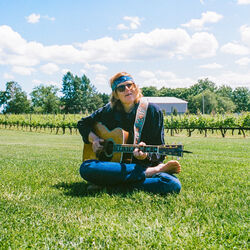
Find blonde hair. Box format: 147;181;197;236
109;72;143;110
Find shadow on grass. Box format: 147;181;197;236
53;181;137;197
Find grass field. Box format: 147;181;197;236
0;129;249;249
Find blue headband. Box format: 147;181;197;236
112;76;134;91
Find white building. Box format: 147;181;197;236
142;96;188;114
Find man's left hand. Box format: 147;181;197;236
133;141;148;160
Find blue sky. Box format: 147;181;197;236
0;0;250;96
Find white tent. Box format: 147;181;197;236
142;96;188;114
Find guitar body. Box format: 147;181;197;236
83;122;129;162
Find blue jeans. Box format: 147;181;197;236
79;160;181;194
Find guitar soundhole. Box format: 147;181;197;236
105;140;114;157
96;139;114;161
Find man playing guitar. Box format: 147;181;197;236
77;72;182;194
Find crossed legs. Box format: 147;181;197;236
80;160;181;194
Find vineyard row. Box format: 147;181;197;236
0;113;249;137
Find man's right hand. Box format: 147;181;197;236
92;137;104;153
88;131;105;154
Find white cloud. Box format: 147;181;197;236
12;66;36;75
32;79;60;87
199;63;223;69
221;25;250;56
0;25;28;54
124;16;142;30
200;0;205;4
25;13;55;24
205;71;250;88
95;74;108;85
0;25;219;71
137;70;194;88
237;0;250;4
43;45;83;64
117;16;143;30
40;63;59;75
32;79;43;85
139;70;177;80
84;63;108;72
117;24;129;30
157;70;176;79
47;81;61;88
81;28;218;60
43;15;55;21
141;76;194;89
121;33;131;39
138;70;156;79
182;11;223;31
61;68;71;75
80;68;87;74
26;13;40;23
221;42;249;55
235;57;250;66
0;26;42;66
3;73;14;79
240;25;250;47
188;32;218;58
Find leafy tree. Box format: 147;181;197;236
189;78;217;96
30;85;60;113
191;90;218;114
141;86;158;96
98;93;110;105
0;90;7;106
216;85;233;99
216;96;236;114
61;72;82;113
232;87;250;112
80;74;104;113
61;72;104;114
0;81;30;114
158;87;190;100
85;94;104;114
189;90;236;114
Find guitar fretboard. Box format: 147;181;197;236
113;144;183;156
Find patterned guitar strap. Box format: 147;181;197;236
133;99;149;144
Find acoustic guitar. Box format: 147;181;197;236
83;122;190;163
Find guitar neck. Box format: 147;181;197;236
113;144;184;157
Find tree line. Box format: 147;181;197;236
141;79;249;114
0;72;249;114
0;72;109;114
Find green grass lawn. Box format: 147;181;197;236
0;129;249;249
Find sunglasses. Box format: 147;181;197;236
116;83;134;92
